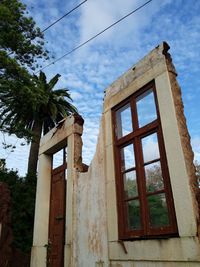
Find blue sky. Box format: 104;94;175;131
1;0;200;175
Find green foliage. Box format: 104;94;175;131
0;70;78;175
195;161;200;187
0;0;48;68
127;200;140;229
147;194;169;227
0;168;36;253
127;161;200;230
0;0;49;139
125;164;169;229
0;70;78;139
32;72;78;134
0;0;78;175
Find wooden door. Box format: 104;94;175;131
48;163;66;267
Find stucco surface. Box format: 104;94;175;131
104;42;200;265
31;42;200;267
75;122;109;267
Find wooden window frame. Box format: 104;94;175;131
112;80;178;240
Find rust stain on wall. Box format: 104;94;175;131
88;223;103;255
110;263;122;267
164;44;200;236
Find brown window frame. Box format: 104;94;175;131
112;80;178;240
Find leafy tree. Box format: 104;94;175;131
145;164;163;192
0;71;77;174
0;0;48;120
0;168;36;253
0;0;46;172
147;194;169;227
0;0;77;256
26;71;77;174
126;164;169;228
127;161;200;229
0;1;78;175
0;0;48;70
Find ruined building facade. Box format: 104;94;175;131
31;42;200;267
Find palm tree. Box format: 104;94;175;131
0;71;77;174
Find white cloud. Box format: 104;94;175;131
1;0;200;176
0;133;29;176
78;0;172;48
70;91;82;100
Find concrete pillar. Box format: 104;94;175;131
31;153;52;267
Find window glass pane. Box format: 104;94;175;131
121;144;135;171
142;133;160;163
116;103;133;138
127;199;141;230
145;161;164;192
124;170;138;198
148;193;170;227
136;89;157;128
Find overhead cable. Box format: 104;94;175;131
42;0;87;32
6;1;87;57
36;0;153;73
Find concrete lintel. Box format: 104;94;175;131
103;42;174;111
39;114;84;155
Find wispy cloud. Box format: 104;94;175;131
1;0;200;175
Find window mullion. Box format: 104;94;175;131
134;135;147;236
131;97;146;235
115;120;159;146
130;96;138;130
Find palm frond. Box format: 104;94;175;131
48;73;61;90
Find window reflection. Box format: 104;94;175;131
142;133;160;163
127;199;141;230
124;171;138;198
136;89;157;128
148;193;170;227
116;103;133;138
121;144;135;171
145;161;164;192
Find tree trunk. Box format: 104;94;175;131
27;120;43;175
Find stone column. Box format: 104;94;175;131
64;117;84;267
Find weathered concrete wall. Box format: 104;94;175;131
31;42;200;267
72;42;200;267
31;115;85;267
166;60;200;235
103;42;200;266
74;123;109;267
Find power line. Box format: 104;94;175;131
42;0;87;33
36;0;153;73
6;1;87;57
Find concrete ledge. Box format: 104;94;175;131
110;260;200;267
109;237;200;262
